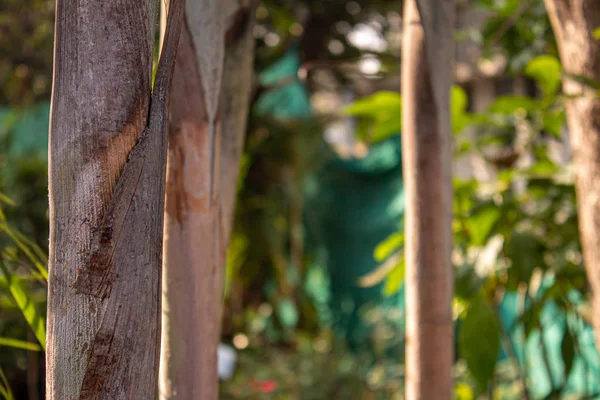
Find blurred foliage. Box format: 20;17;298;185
477;0;557;73
366;50;600;397
1;0;600;399
0;194;46;399
0;0;54;106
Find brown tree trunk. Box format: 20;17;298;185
544;0;600;344
46;0;184;398
402;0;455;399
159;1;257;399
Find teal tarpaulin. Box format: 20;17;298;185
1;102;49;159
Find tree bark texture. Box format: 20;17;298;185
402;0;455;399
544;0;600;345
159;1;257;399
46;0;184;398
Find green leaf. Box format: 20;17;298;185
505;232;544;289
455;383;475;400
344;92;402;143
561;328;575;378
0;261;46;350
277;298;299;330
542;109;565;138
451;86;472;134
0;367;14;400
459;297;500;392
374;232;404;262
0;194;15;207
466;203;501;246
487;95;537;115
525;55;562;96
343;92;401;118
0;337;42;352
0;222;48;281
593;28;600;39
383;258;405;296
371;117;401;143
358;252;401;288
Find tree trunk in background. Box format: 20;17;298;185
46;0;183;398
159;1;256;398
544;0;600;344
402;0;455;399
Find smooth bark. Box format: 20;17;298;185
544;0;600;344
46;0;184;398
402;0;455;399
159;1;257;399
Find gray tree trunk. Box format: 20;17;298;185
544;0;600;345
159;1;257;399
402;0;455;398
46;0;184;398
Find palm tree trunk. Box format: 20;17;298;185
46;0;184;398
402;0;455;398
544;0;600;345
159;1;257;399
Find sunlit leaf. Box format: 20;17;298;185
459;297;500;392
451;85;472;134
343;92;401;118
0;337;42;352
487;95;537;115
358;251;401;288
525;55;562;96
455;382;475;400
344;92;401;143
383;258;405;296
466;203;501;246
0;260;46;350
374;232;404;262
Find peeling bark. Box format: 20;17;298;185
402;0;454;399
46;0;184;398
159;1;257;399
544;0;600;345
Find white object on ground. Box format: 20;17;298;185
218;343;237;380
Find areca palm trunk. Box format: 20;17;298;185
401;0;455;398
159;1;257;399
544;0;600;346
46;0;184;398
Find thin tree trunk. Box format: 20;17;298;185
159;1;257;399
544;0;600;344
46;0;184;398
402;0;455;399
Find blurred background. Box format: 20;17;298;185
1;0;599;398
